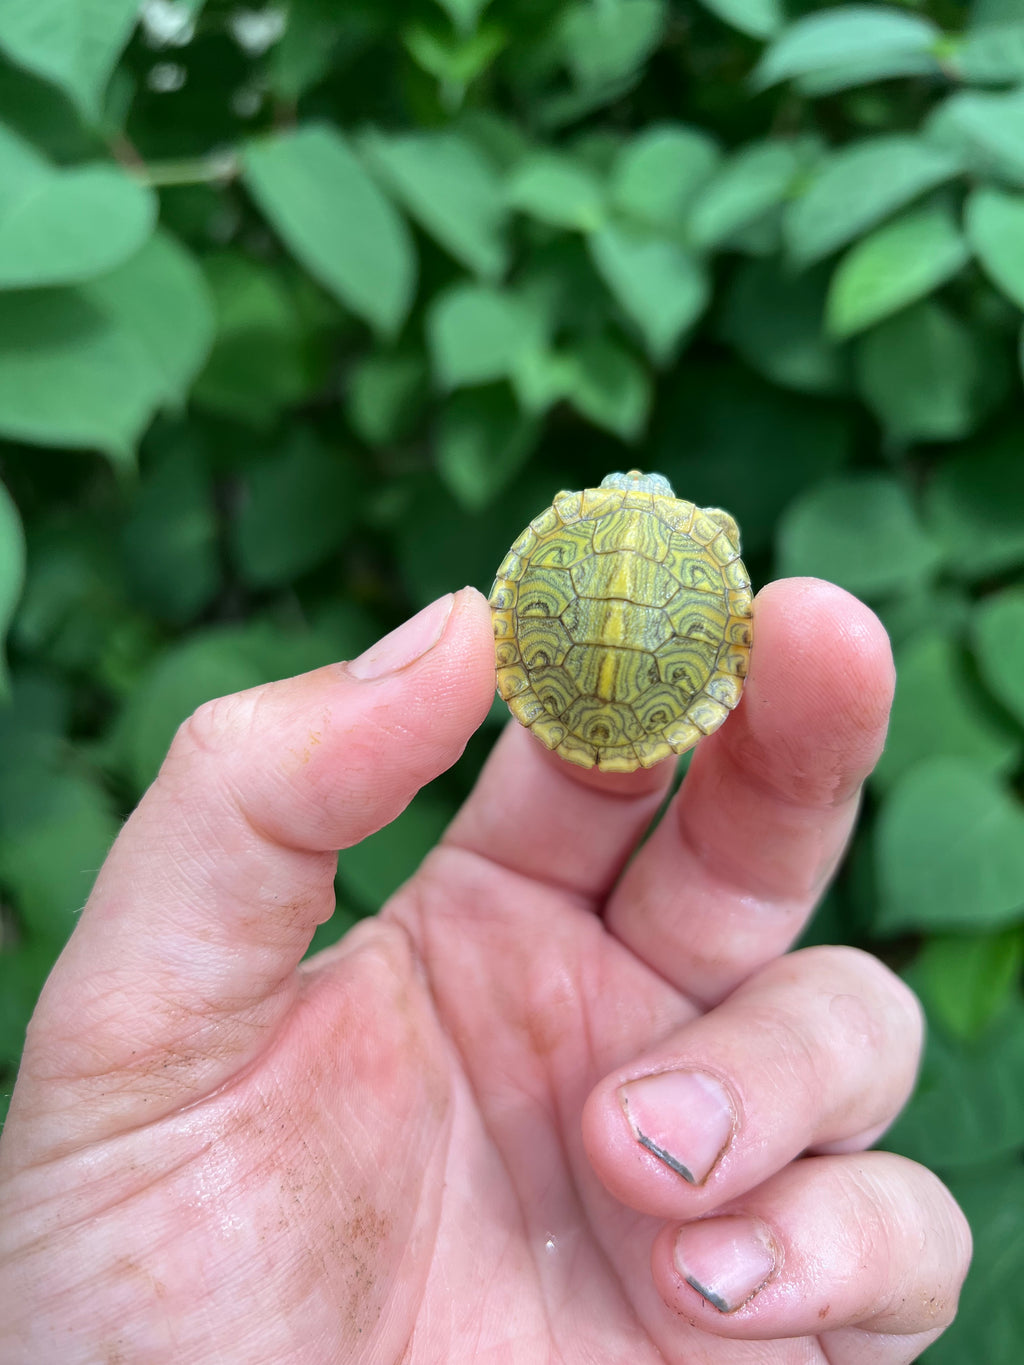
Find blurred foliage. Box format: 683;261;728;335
1;0;1023;1355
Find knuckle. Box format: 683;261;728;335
794;944;925;1054
172;689;261;763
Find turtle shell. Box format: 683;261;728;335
488;470;753;772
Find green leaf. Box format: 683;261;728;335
974;589;1024;729
924;1162;1024;1364
346;353;428;447
609;124;720;234
230;429;358;588
0;0;140;118
83;231;215;408
267;0;362;102
875;757;1024;934
432;0;492;36
192;253;320;430
855;300;990;444
506;152;607;232
695;0;783;40
924;435;1024;581
776;473;940;597
0;769;119;942
652;369;852;557
11;521;136;678
926;86;1024;186
0;60;92;161
436;387;539;511
689;141;805;250
243;124;416;339
792;48;939;96
784;135;961;267
559;0;667;92
0;289;159;462
0;478;25;698
0;670;69;772
720;259;846;395
0;941;54;1068
918;928;1024;1041
966;185;1024;309
875;583;971;650
0;231;214;462
120;433;219;626
752;6;940;89
870;629;1019;792
956;20;1024;84
404;20;506;103
560;335;650;440
887;1001;1024;1169
0;125;156;289
427;282;547;388
825;204;969;339
113;628;271;794
362;129;507;279
588;224;708;363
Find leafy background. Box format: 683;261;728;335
1;0;1023;1356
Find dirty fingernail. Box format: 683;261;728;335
618;1069;735;1185
674;1215;779;1313
349;593;454;680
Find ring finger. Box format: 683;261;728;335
582;944;923;1220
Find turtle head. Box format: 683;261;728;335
600;470;676;498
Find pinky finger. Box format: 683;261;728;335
651;1152;971;1358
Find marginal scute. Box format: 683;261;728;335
531;506;561;536
511;526;539;558
490;582;516;612
689;695;731;734
488;475;753;771
496;662;531;698
553;491;583;523
691;509;727;545
496;550;523;580
709;531;740;565
706;673;744;708
580;487;623;520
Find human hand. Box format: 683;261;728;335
0;579;970;1364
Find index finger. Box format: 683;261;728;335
605;577;895;1006
443;709;675;907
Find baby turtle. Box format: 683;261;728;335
488;470;753;772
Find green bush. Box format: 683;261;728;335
2;1;1024;1355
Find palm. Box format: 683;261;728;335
18;865;718;1363
0;584;968;1364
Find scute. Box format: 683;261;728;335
489;470;753;772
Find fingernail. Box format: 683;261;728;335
618;1069;735;1185
348;593;455;680
674;1216;779;1313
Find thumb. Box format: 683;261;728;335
13;588;495;1152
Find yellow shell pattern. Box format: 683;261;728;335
488;470;753;772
